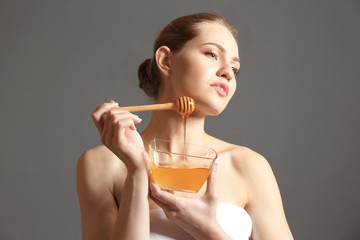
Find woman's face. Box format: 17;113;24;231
167;22;240;116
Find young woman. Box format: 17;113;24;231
77;13;294;240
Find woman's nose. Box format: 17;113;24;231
217;65;234;81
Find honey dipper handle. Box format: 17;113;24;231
114;102;175;112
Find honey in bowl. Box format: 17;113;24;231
149;139;218;193
151;165;212;192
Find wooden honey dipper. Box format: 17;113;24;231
114;96;195;116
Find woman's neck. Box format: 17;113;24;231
140;109;207;147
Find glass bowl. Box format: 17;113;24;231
149;139;218;193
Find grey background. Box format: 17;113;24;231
1;0;359;239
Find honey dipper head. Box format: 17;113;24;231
176;96;195;116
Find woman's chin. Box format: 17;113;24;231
189;96;229;117
208;107;226;116
193;104;227;117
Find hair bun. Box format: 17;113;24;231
138;58;160;98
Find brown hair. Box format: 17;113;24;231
138;12;237;99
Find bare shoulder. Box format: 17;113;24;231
77;145;127;199
77;147;129;239
226;143;276;189
77;145;126;177
210;136;270;175
219;141;284;209
230;145;271;176
210;138;293;239
210;137;276;196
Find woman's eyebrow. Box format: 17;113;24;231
201;42;240;64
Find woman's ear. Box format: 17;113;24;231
155;46;172;77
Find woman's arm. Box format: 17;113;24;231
77;149;149;240
110;160;149;240
243;152;294;240
77;101;150;240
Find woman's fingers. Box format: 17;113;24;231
149;191;178;220
91;100;119;134
149;190;170;210
149;182;182;210
102;110;142;146
110;111;142;132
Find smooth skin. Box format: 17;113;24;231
77;22;294;240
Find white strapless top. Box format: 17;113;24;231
150;203;252;240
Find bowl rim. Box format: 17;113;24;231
149;138;218;161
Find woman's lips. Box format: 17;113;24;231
210;82;229;97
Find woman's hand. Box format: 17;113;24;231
91;100;148;172
149;164;229;239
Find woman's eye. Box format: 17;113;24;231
206;52;218;60
232;67;239;75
